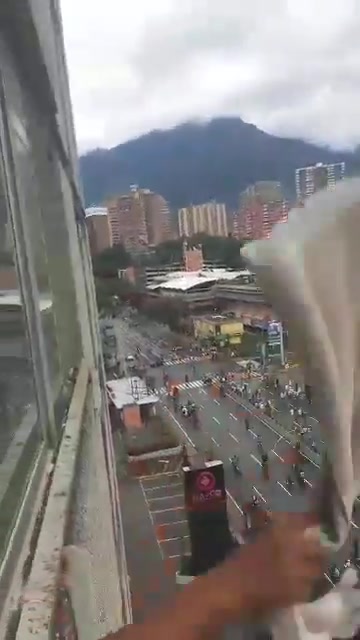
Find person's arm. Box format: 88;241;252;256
102;514;325;640
106;568;243;640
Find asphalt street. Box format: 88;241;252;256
114;314;359;599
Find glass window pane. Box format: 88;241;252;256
4;57;82;434
0;127;42;575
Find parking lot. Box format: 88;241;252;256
140;471;190;560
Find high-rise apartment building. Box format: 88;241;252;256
143;190;173;245
237;182;288;240
178;202;228;238
108;187;148;251
295;161;345;202
85;207;112;255
107;186;172;251
0;3;130;638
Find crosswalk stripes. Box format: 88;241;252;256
155;379;204;395
163;355;209;366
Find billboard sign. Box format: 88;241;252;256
267;321;282;344
267;321;285;364
184;463;226;512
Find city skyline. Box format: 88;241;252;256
85;158;348;251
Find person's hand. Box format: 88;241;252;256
210;513;326;622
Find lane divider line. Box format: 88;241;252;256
277;481;291;496
253;486;266;503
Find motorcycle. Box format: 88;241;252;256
181;402;196;417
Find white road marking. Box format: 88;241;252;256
351;520;359;529
227;395;320;469
151;506;184;515
211;436;220;446
251;454;261;466
159;535;190;543
147;494;183;502
140;481;164;558
248;429;257;438
304;478;312;487
229;433;239;443
141;470;179;480
229;413;237;420
253;486;266;503
214;399;220;405
226;489;244;515
272;450;284;462
213;416;220;424
278;481;291;496
324;573;334;586
144;483;182;492
163;406;196;447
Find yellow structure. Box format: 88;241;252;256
193;315;244;345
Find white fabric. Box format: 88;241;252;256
242;178;360;638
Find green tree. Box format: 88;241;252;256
154;239;184;265
152;234;245;270
92;244;132;278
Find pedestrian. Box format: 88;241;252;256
245;417;250;431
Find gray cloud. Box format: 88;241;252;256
60;0;360;152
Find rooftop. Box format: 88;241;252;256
147;269;252;292
106;376;159;410
85;207;108;217
196;314;243;324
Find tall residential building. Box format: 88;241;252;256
108;187;148;252
178;202;228;238
0;3;130;638
107;186;172;251
143;190;173;245
237;182;289;240
85;207;112;256
295;161;345;202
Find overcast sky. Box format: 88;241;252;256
60;0;360;154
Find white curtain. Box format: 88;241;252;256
242;178;360;638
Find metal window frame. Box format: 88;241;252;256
0;60;56;445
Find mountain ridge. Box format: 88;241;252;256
79;117;359;210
